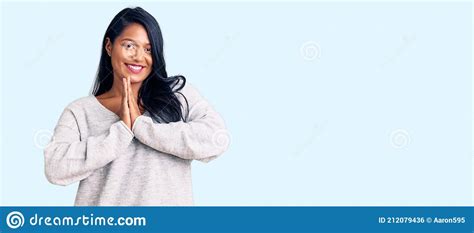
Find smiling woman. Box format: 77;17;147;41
92;7;186;124
43;7;229;206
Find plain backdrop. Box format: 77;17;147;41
1;1;472;206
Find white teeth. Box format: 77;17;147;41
127;64;142;70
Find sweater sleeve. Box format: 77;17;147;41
44;107;134;186
132;83;229;163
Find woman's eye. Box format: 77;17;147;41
145;48;152;54
123;42;135;49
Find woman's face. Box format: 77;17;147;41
106;23;153;84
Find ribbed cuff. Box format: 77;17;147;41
118;120;134;137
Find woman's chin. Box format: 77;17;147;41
129;75;146;83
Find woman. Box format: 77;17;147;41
43;7;229;206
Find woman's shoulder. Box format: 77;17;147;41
53;95;97;125
174;79;203;102
63;95;96;112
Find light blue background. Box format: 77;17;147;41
1;1;472;206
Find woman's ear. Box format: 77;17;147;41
105;37;112;56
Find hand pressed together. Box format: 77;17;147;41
119;76;143;130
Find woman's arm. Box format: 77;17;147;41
132;83;229;163
43;107;134;186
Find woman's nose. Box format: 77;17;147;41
131;49;145;61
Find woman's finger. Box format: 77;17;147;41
127;76;132;99
122;78;128;102
119;77;131;128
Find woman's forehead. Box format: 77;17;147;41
119;23;150;45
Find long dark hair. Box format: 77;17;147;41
91;7;188;123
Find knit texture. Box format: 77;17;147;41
44;83;228;206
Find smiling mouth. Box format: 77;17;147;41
125;63;145;74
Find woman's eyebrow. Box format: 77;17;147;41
121;38;150;46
